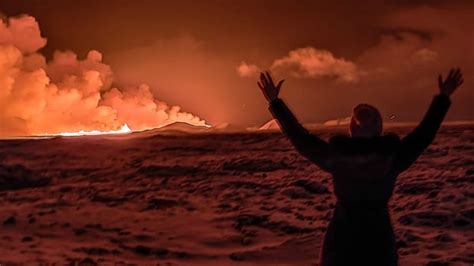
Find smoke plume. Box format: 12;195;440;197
0;15;208;137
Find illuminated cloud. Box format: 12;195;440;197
0;15;46;53
236;62;260;77
0;15;207;137
412;48;438;63
271;47;360;83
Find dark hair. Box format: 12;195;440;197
349;104;383;137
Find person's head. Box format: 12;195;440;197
349;104;383;138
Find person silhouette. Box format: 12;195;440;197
257;68;464;266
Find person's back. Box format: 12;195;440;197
322;134;402;265
257;69;464;265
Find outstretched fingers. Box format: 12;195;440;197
447;68;455;81
260;72;268;87
439;67;464;95
259;71;285;89
265;71;275;87
453;68;462;81
454;67;461;76
276;79;285;89
456;73;464;86
450;68;464;87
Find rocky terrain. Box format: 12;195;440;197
0;124;473;265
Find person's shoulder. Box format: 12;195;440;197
329;133;401;154
329;133;400;143
382;133;401;143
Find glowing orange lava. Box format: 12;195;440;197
56;124;132;137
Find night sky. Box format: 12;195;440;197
1;0;473;128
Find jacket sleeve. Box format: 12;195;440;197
393;94;451;172
269;98;330;170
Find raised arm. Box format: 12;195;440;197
393;68;464;172
258;72;330;170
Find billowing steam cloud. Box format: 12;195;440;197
238;47;360;83
0;15;208;137
240;41;442;84
271;47;360;82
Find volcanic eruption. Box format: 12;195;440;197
0;15;209;138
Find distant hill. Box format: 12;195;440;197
157;122;211;133
213;122;245;132
130;122;210;137
257;119;281;131
323;116;352;127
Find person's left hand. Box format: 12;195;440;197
257;71;284;103
439;68;463;96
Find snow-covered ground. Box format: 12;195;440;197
0;125;473;265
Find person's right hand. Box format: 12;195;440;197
438;68;463;96
258;71;284;102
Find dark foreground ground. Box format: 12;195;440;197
0;125;473;265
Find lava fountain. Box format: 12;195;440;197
56;124;132;137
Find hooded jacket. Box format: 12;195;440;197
268;94;451;265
